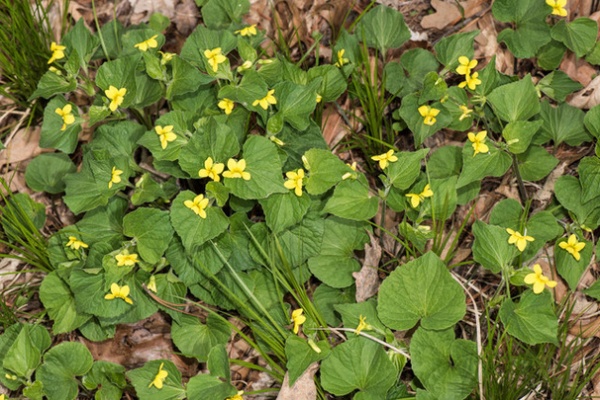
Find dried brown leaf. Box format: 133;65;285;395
560;52;595;87
353;233;381;302
569;75;600;109
276;362;319;400
128;0;176;25
174;0;199;35
0;128;44;169
421;0;462;30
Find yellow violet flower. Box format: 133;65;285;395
218;98;235;115
418;105;440;126
458;71;482;90
134;34;158;52
546;0;568;16
159;51;175;65
147;275;158;293
55;104;75;131
48;42;66;64
204;47;227;72
105;86;127;112
284;168;305;197
66;236;88;250
104;283;133;304
355;315;372;335
155;125;177;150
558;234;585;261
342;161;358;180
335;49;349;67
108;166;123;188
468;130;489;156
458;105;473;121
456;56;477;76
316;93;322;103
116;252;139;267
227;391;244;400
49;66;62;75
237;60;253;72
506;228;534;252
291;308;306;334
198;157;225;182
252;89;277;110
148;362;168;389
223;159;251;180
406;184;434;208
371;149;398;170
524;264;557;294
184;194;210;218
0;394;5;400
235;24;257;36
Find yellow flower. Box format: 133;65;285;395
147;275;158;293
108;166;123;188
104;283;133;304
198;157;225;182
506;228;534;252
218;98;235;115
184;194;210;218
223;159;251;180
269;136;285;146
456;56;477;76
307;339;322;353
342;161;357;180
155;125;177;150
355;315;372;335
148;362;168;389
55;104;75;131
468;130;489;156
66;236;88;250
458;71;482;90
49;66;62;75
159;51;175;65
237;60;253;72
524;264;557;294
291;308;306;334
546;0;568;16
134;34;158;52
283;168;305;197
4;374;16;380
558;234;585;261
371;149;398;170
252;89;277;110
316;93;322;103
0;393;5;400
406;184;434;208
334;49;349;67
458;105;473;121
48;42;66;64
226;391;244;400
418;105;440;126
204;48;227;72
235;24;257;36
105;86;127;112
115;252;139;267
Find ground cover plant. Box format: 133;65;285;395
3;0;600;398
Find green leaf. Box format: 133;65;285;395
377;252;465;330
539;100;589;146
410;327;478;400
584;276;600;300
170;190;229;252
123;208;174;264
323;176;378;221
578;156;600;202
201;0;250;29
166;56;214;99
127;360;185;400
398;94;451;147
185;374;238;400
428;146;462;179
434;31;479;71
307;217;369;288
555;175;600;229
472;221;518;273
39;97;82;154
82;361;127;400
555;236;592;290
488;75;540;122
386;149;429;190
259;191;310;234
303;148;348;195
272;80;320;132
516;145;558;181
536;71;582;102
76;197;128;246
26;153;76;194
537;40;567;70
457;144;512;189
62;19;99;72
95;56;138;110
180;25;236;73
285;335;330;386
3;325;42;380
30;71;77;100
39;272;90;334
584;104;600;139
419;71;448;103
502;120;543;154
499;291;558;345
356;5;410;54
551;18;598;58
335;299;389;339
307;64;347;103
313;284;356;326
321;337;396;397
37;342;94;400
171;314;230;362
223;136;286;200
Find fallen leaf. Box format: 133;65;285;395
560;52;595;87
353;233;381;302
174;0;199;35
421;0;461;30
276;362;318;400
128;0;176;25
568;75;600;109
321;105;347;147
0;127;44;169
532;162;567;209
